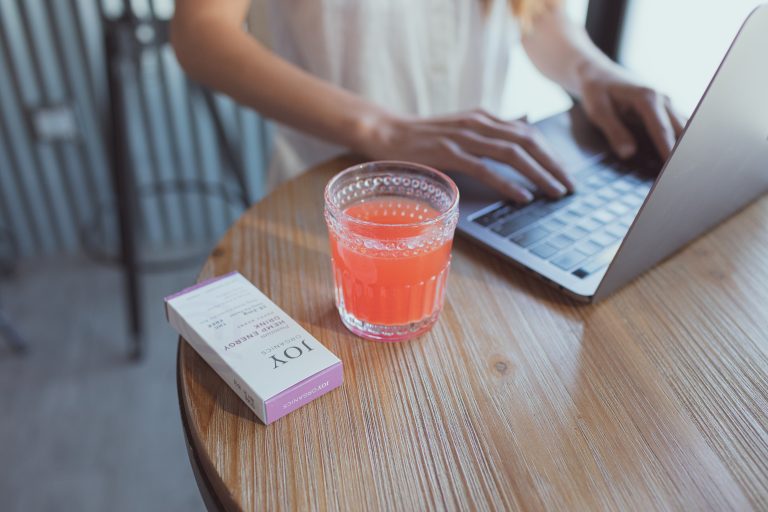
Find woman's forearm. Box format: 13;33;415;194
171;0;390;154
521;7;626;98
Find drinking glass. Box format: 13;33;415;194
324;161;459;341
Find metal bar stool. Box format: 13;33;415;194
102;5;250;360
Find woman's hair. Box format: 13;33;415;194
482;0;560;28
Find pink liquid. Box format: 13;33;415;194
329;197;453;326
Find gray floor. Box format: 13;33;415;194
0;256;206;512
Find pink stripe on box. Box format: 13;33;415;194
264;362;343;423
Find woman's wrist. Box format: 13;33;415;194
573;56;633;99
348;107;406;158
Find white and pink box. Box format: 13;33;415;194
165;272;343;424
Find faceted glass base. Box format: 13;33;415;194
336;303;441;342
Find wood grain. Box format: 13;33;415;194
178;156;768;511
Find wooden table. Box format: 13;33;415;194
177;156;768;511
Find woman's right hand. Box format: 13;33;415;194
359;109;575;204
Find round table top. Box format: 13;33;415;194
178;156;768;511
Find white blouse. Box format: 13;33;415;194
247;0;520;188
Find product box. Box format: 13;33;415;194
165;272;343;424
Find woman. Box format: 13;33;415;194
171;0;684;203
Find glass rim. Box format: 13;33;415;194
323;160;460;229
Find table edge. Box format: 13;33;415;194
177;338;242;512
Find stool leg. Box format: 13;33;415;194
0;309;26;354
123;231;142;361
199;86;251;207
106;21;143;361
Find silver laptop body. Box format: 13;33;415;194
455;4;768;302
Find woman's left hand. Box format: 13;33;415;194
578;65;687;161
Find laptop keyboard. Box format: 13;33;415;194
471;154;660;279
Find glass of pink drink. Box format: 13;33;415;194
324;161;459;341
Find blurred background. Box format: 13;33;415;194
0;0;763;510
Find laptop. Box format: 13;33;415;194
453;4;768;302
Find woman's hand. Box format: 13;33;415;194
520;6;685;162
578;65;687;160
359;110;574;204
